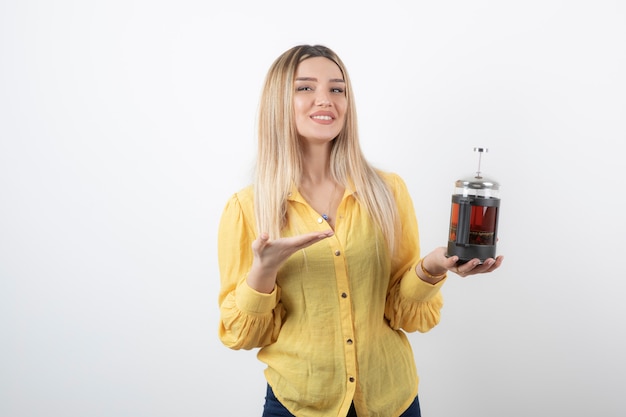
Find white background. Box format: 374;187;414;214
1;1;624;416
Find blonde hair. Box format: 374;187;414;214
254;45;399;252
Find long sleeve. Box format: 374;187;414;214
382;173;446;333
217;188;285;350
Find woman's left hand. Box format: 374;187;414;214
422;247;504;282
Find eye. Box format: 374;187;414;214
296;85;313;92
331;87;345;93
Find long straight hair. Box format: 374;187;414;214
254;44;399;253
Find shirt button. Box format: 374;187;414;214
349;376;355;383
334;250;341;256
347;339;353;345
317;217;324;224
341;292;347;298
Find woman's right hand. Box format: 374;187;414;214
247;230;334;293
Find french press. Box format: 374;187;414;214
447;147;500;264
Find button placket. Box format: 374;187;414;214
328;235;358;392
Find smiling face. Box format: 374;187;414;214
293;57;347;145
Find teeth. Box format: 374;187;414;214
312;115;332;120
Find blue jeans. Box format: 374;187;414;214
262;384;421;417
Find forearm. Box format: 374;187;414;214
247;261;279;294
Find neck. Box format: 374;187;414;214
300;141;333;185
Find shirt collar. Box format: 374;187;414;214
287;182;356;202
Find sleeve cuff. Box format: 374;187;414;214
400;266;446;302
235;280;279;315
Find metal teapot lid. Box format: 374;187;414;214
456;147;499;189
456;175;500;190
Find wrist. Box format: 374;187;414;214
416;257;447;284
248;263;278;294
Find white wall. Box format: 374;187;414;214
1;1;624;416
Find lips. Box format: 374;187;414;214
310;111;335;124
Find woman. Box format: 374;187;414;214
217;44;503;417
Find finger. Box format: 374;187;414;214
485;255;504;272
252;232;270;250
454;264;468;277
455;259;481;276
290;230;334;250
442;255;460;270
465;257;499;275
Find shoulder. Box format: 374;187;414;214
375;170;408;193
219;184;256;232
234;184;254;204
222;184;254;214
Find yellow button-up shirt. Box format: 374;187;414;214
218;172;445;417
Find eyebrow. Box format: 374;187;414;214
295;77;345;83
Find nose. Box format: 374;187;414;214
315;91;331;106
